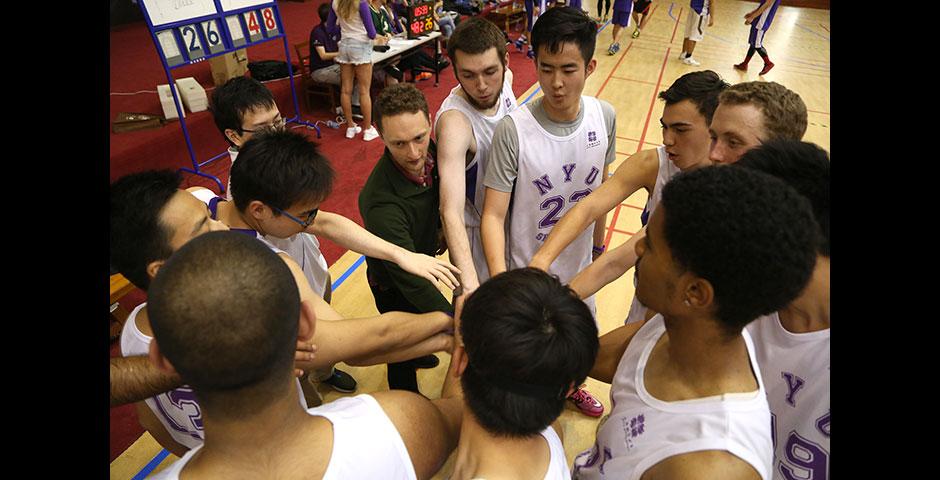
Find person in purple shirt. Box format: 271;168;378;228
733;0;781;75
606;0;633;55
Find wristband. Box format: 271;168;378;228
592;245;606;254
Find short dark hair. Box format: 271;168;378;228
735;140;830;257
718;81;807;141
447;17;508;69
373;83;429;133
317;1;331;23
658;70;730;125
531;6;596;66
230;130;335;213
460;268;599;438
110;170;181;291
209;76;277;146
148;231;300;419
660;166;817;335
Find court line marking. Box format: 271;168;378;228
796;22;829;42
131;448;170;480
610;76;658;86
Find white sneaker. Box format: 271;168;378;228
362;126;380;142
678;51;687;60
682;56;701;66
345;125;362;139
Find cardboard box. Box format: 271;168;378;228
209;49;249;86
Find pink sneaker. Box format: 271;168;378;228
569;387;604;417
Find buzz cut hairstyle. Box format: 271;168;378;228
658;70;731;125
460;268;599;438
660;166;819;336
530;6;597;66
447;17;508;69
718;81;808;142
209;76;277;145
148;231;301;419
373;83;429;134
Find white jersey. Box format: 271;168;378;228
190;188;331;297
540;426;571;480
747;313;830;480
573;315;774;480
121;304;308;453
120;303;204;450
624;146;680;325
435;77;517;283
151;394;417;480
225;147;238;201
506;96;607;287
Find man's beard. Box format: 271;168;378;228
462;69;505;110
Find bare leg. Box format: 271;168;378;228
355;62;374;128
611;24;623;44
340;63;358;129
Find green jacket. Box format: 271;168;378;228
358;141;452;313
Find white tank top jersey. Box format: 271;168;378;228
150;394;416;480
746;313;830;480
505;96;608;287
452;426;570;480
434;76;518;229
190;188;331;297
573;315;774;480
623;146;681;325
121;304;309;454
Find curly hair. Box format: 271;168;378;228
660;166;818;335
373;83;429;133
718;81;808;142
736;140;830;257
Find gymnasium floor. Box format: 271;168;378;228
110;1;829;477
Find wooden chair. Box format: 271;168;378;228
294;41;339;114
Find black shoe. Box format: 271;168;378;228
321;369;358;393
410;354;440;369
384;65;404;82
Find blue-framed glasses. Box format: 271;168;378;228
272;206;318;229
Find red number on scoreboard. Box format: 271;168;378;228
247;12;260;34
262;8;276;30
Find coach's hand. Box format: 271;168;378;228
396;250;462;290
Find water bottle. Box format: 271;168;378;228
325;120;341;129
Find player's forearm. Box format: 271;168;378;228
569;238;638;299
480;213;507;277
441;211;480;292
592;212;608;250
110;356;182;407
342;312;454;365
312;211;405;263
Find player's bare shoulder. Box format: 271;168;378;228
436;108;477;159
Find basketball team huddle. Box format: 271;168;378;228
110;5;829;480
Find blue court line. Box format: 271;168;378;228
132;448;170;480
795;23;829;42
331;255;367;291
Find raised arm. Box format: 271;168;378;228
435;110;481;295
530;149;657;271
110;356;182;407
309;211;460;290
568;229;643;299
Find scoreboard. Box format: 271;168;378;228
407;1;436;39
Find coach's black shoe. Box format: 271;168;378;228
410;354;440;369
322;369;358;393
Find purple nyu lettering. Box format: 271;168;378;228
533;174;554;196
782;372;805;407
562;163;576;182
779;431;828;480
585;166;600;185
